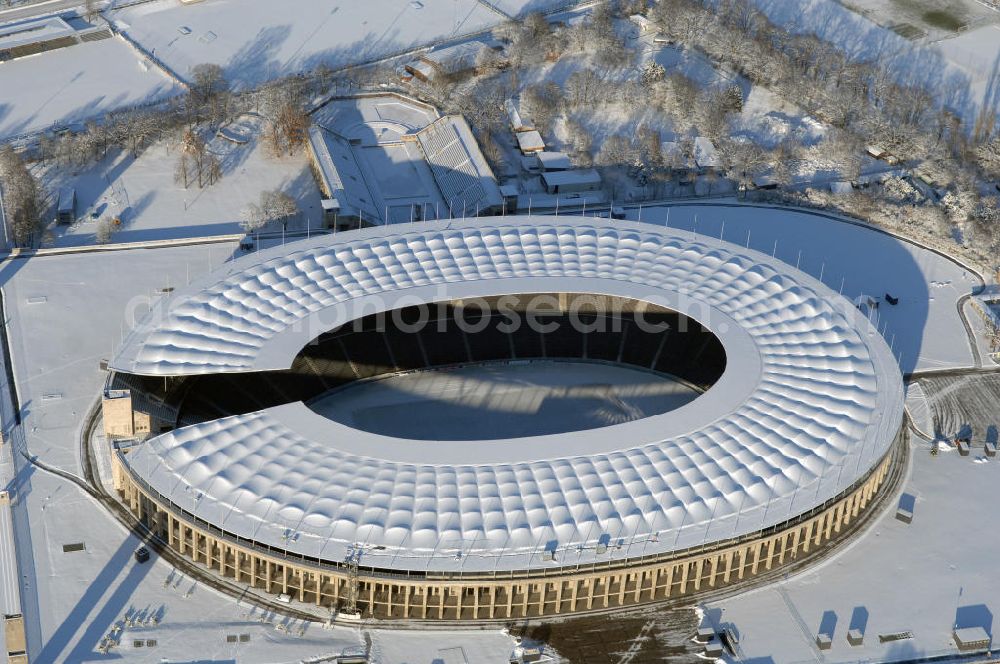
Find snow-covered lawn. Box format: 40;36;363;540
0;36;181;140
112;0;502;89
627;203;981;374
40;117;324;247
489;0;580;17
708;435;1000;663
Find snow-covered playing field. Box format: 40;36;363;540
310;361;701;440
111;0;503;88
748;0;1000;125
0;36;181;140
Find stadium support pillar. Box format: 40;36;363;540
751;542;763;575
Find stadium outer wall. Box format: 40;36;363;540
109;429;902;621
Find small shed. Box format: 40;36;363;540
520;155;541;174
956;439;970;456
629;14;652;32
516;130;545;155
693;136;721;172
505;99;534;133
499;183;519;212
404;39;498;83
866;144;888;159
56;187;76;223
696;623;715;642
541;169;602;195
536;151;572;172
816;633;832;650
752;173;779;190
321;198;340;228
847;628;864;646
953;626;991;652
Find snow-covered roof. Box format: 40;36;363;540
504;98;533;132
115;217;904;573
540;168;602;188
0;16;74;51
422;38;493;72
516;130;545;153
536;151;572;171
694;136;721;169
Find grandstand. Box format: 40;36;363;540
414;117;503;216
0;15;112;62
109;294;724;430
308;94;501;228
105;217;905;620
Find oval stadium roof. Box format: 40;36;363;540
115;217;904;573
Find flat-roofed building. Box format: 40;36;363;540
541;168;602;194
516;130;545;155
536;151;572;172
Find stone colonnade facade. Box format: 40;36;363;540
111;438;900;621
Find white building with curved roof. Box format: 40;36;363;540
107;216;905;618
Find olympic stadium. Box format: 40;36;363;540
101;216;905;621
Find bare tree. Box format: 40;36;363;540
596;134;633;167
95;216;116;244
174;152;192;189
0;145;44;246
188;63;231;124
521;83;562;136
977;136;1000;181
84;0;99;23
269;102;310;156
719;138;767;192
176;129;221;189
240;203;265;232
261;190;299;229
640;62;666;89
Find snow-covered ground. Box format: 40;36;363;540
111;0;502;89
748;0;1000;124
0;35;181;140
40;116;324;247
624;203;981;374
707;434;999;664
0;245;521;662
489;0;580;18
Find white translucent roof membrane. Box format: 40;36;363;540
117;218;904;573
